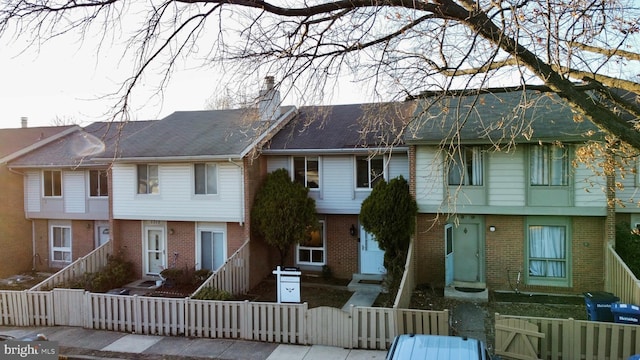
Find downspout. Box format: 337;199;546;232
228;158;245;226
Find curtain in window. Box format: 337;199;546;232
530;146;548;185
529;225;566;277
471;147;483;185
448;147;482;186
550;146;567;185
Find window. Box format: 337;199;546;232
530;144;568;186
293;156;319;189
448;146;483;186
195;163;218;195
199;230;225;271
528;224;568;283
51;226;72;263
43;170;62;197
137;164;159;194
89;170;108;197
356;155;384;189
297;221;325;265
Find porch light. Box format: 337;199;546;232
349;224;357;237
489;225;496;232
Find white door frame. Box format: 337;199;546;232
143;222;166;275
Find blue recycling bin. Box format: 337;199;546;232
611;303;640;325
628;355;640;360
584;291;619;322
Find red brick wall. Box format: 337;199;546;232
166;221;195;270
485;215;524;291
32;219;49;272
414;214;447;287
227;222;247;255
0;167;32;276
72;220;97;261
114;220;143;278
325;214;359;279
416;214;606;295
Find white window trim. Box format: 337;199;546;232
195;223;227;271
88;169;109;198
42;170;62;198
354;155;387;190
291;156;321;190
296;220;326;266
193;163;219;196
50;225;72;264
137;164;159;195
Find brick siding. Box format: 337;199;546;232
0;167;33;276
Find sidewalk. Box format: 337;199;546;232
0;326;388;360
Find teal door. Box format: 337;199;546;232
453;223;480;282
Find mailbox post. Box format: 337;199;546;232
272;266;301;303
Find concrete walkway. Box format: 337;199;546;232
0;326;387;360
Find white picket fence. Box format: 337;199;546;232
30;240;114;291
0;288;449;350
191;240;250;297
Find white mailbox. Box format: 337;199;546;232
272;266;301;303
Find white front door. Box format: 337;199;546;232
359;226;385;275
97;226;110;246
145;227;166;275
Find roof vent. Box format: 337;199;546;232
21;117;28;128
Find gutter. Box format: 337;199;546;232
261;147;409;155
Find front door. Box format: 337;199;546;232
145;227;166;275
453;223;480;283
97;226;110;246
359;226;385;274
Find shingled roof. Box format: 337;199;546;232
405;89;603;145
106;107;296;160
8;121;154;168
264;102;416;153
0;126;77;163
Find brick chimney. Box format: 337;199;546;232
258;76;281;121
21;116;28;128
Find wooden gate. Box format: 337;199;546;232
495;317;545;360
306;306;352;348
53;289;85;326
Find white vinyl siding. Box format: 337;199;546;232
415;146;445;209
26;170;41;212
64;171;86;213
388;154;409;179
112;163;243;222
267;156;290;173
316;156;359;213
488;149;526;206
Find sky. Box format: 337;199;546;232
0;32;370;130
